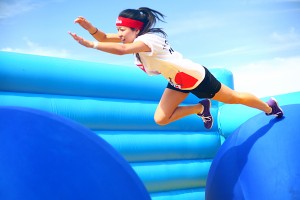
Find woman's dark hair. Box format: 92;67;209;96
118;7;167;37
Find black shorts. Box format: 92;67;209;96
166;67;222;99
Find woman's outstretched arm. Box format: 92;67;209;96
68;32;150;55
73;16;120;42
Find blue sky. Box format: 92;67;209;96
1;0;300;97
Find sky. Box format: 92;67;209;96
1;0;300;97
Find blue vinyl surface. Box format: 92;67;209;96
0;106;150;200
206;104;300;200
1;51;299;200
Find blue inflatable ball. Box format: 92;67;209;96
0;106;150;200
205;104;300;200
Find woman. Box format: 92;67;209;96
69;7;283;129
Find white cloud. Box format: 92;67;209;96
271;27;300;43
1;37;70;58
0;0;41;19
0;0;65;19
201;27;300;58
242;0;300;3
201;46;251;58
166;12;224;36
232;56;300;97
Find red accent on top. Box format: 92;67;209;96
174;72;198;89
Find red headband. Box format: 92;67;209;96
116;17;144;30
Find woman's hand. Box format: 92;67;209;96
74;16;97;34
68;32;93;48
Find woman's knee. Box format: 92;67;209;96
154;113;170;126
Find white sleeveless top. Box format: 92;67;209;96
134;33;205;90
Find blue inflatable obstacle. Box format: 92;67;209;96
205;104;300;200
0;107;151;200
1;51;299;199
0;51;234;199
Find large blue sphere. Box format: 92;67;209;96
0;107;150;200
206;104;300;200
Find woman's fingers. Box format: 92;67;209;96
68;32;82;42
68;31;76;39
74;16;85;23
74;16;89;25
73;16;93;31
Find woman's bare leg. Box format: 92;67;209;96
212;84;272;113
154;88;204;125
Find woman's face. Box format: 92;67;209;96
116;26;139;43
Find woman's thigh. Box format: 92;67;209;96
212;84;239;104
155;88;189;120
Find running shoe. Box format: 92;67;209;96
266;97;284;118
197;99;213;129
